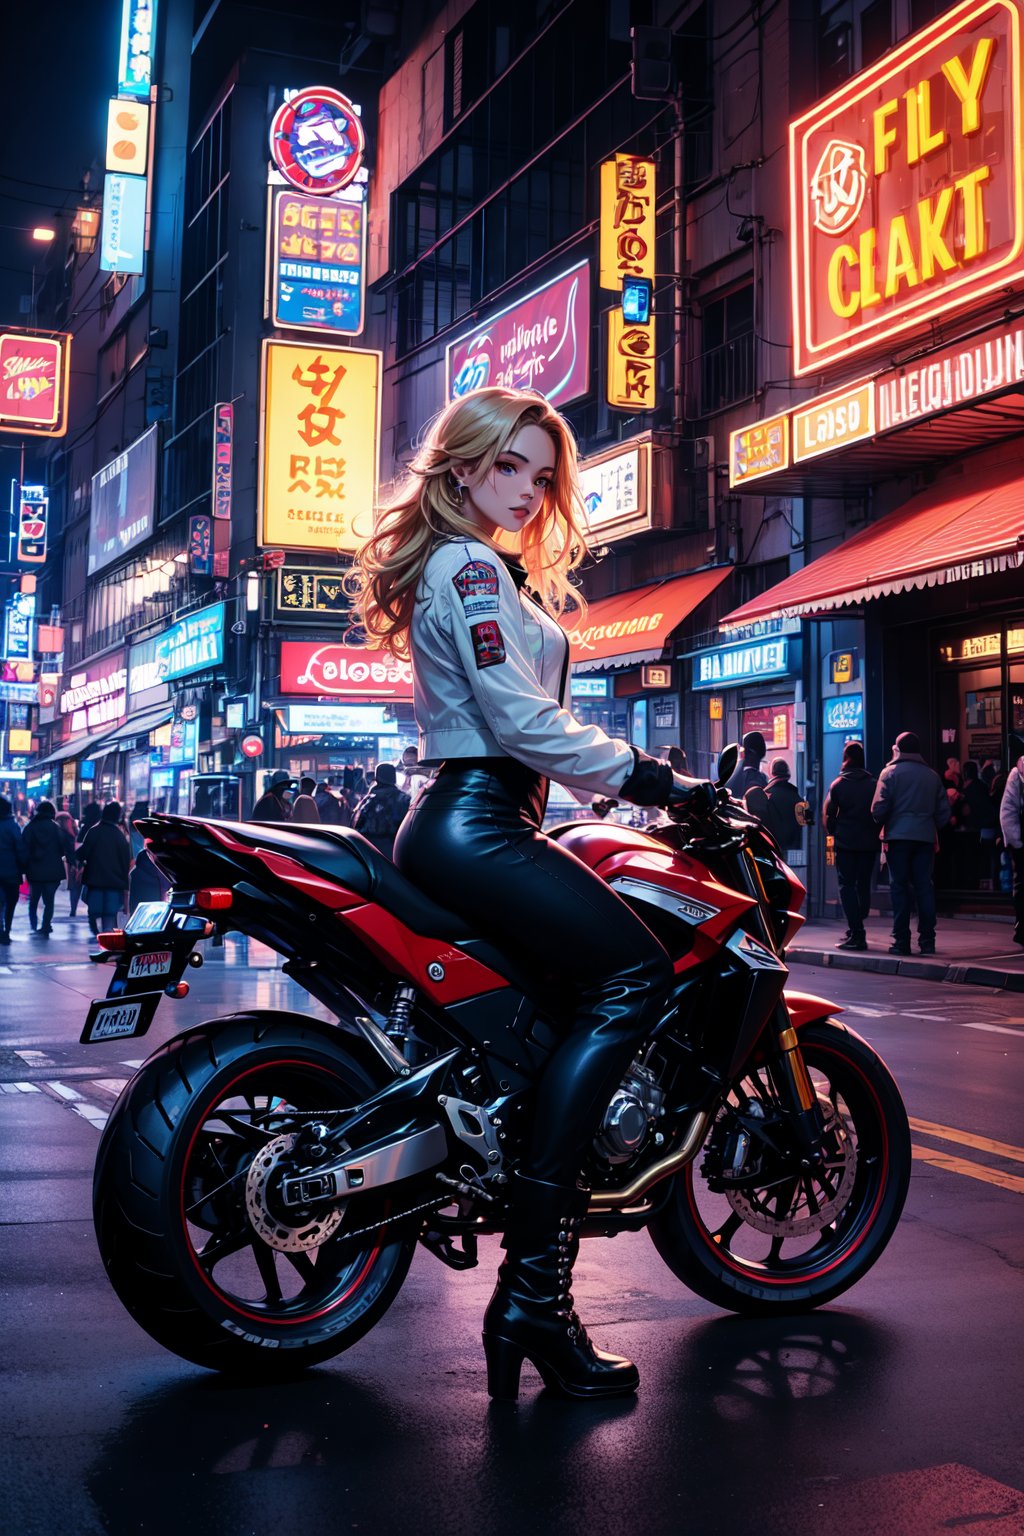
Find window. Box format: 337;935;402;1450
698;284;755;415
815;0;916;94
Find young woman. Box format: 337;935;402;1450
354;386;712;1400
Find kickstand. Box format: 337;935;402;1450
419;1226;479;1271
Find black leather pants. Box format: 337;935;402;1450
394;759;673;1184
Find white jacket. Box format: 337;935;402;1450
410;538;637;799
999;757;1024;850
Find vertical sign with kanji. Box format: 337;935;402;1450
607;310;657;410
212;403;233;518
599;156;656;288
258;340;380;554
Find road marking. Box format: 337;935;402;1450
15;1049;56;1067
841;1004;1023;1037
7;1081;41;1093
909;1117;1024;1164
44;1081;83;1102
92;1079;129;1096
950;1020;1024;1038
71;1102;108;1128
912;1145;1024;1195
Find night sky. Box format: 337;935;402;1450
0;3;119;327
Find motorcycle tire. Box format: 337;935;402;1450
648;1019;911;1315
93;1011;418;1377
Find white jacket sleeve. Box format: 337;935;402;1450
438;547;636;798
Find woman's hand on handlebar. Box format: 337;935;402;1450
665;774;718;814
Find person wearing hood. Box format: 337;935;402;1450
22;800;71;938
998;752;1024;946
0;794;27;944
871;732;950;956
744;759;804;850
823;742;878;951
725;731;768;798
78;801;132;936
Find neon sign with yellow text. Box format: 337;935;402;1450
790;0;1024;376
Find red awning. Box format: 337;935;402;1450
571;567;731;671
721;467;1024;630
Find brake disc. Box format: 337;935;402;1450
725;1097;858;1237
245;1133;345;1253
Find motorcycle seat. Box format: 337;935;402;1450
216;820;473;942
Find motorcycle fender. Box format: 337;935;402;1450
783;990;843;1029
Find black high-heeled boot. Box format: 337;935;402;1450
482;1173;640;1402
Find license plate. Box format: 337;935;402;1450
125;901;173;935
127;950;173;980
80;991;164;1044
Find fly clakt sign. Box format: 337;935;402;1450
790;0;1024;376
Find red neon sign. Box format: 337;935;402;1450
0;330;71;437
790;0;1024;376
269;88;365;196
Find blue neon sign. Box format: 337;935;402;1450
155;604;225;682
118;0;157;99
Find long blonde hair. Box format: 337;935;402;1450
351;387;589;659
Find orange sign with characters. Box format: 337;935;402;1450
790;0;1024;375
258;340;381;554
600;155;656;289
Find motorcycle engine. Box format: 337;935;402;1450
593;1061;666;1164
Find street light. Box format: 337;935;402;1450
31;227;56;244
70;207;100;256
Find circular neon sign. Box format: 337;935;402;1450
269;87;365;195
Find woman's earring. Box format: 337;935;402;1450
451;476;464;505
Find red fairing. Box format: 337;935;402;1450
785;990;843;1026
340;904;507;1003
554;822;663;868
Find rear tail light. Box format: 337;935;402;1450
96;931;127;951
195;888;234;911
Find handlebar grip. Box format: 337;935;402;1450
665;775;718;814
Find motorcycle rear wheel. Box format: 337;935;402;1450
94;1011;417;1376
648;1019;911;1314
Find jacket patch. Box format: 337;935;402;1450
452;560;500;619
470;621;506;669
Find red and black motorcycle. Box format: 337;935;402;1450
84;747;911;1376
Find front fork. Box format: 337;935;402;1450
769;1003;827;1160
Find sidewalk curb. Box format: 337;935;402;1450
786;945;1024;992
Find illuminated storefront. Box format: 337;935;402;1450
720;0;1024;908
274;640;416;781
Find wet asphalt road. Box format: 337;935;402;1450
1;924;1022;1536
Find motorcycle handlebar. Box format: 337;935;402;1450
665;774;719;815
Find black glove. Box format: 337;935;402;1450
617;749;673;807
666;773;718;814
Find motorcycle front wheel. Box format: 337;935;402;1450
94;1011;418;1376
648;1019;911;1314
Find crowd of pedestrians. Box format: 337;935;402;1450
247;751;422;861
0;793;169;945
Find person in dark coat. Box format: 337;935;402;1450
352;762;411;860
822;742;878;951
725;731;768;799
250;771;295;822
960;759;998;887
745;759;804;850
78;801;132;936
0;794;27;944
871;731;950;956
314;780;350;826
22;800;69;938
129;848;169;913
